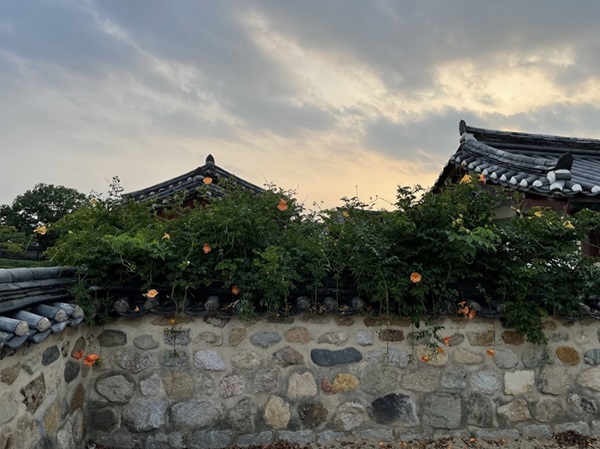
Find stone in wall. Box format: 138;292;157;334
465;393;497;428
42;399;61;434
140;372;162;396
227;397;256;433
220;374;246;397
317;331;347;345
42;345;60;365
16;415;40;449
285;327;312;343
161;349;190;367
538;365;571;395
365;348;410;368
198;372;215;396
556;346;580;365
422;394;461;429
555;422;591;436
89;405;120;432
146;432;184;449
577;367;600;391
193;350;226;371
229;328;246;347
334;402;365;431
406;331;430;346
497;399;531;424
531;398;564;422
114;350;155;373
204;315;230;328
335;316;354;326
300;315;330;324
471;370;502;395
0;391;17;425
96;374;135;403
232;351;261;370
278;430;315;445
171;400;222;428
311;348;362;366
492;348;518;369
70;383;85;412
416;347;448;366
367;393;418;425
501;331;525;346
23;357;41;375
355;330;374;346
89;430;144;449
441;365;467;390
299;402;328;429
467;330;494;346
567;392;597;415
56;421;76;449
288;372;317;399
72;411;85;445
133;334;159;350
361;364;400;395
64;360;80;383
21;372;46;413
1;362;20;385
254;366;279;393
379;329;405;342
98;329;127;347
236;431;273;447
250;332;282;348
163;371;194;400
163;328;191;346
401;365;440;392
273;346;303;366
321;373;359;394
190;430;235;449
123;398;168;432
522;345;550;368
584;348;600;366
264;395;290;429
453;348;483;365
504;370;534;395
194;331;223;346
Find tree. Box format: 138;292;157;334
0;183;87;233
0;224;27;253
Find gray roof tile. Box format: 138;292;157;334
435;120;600;198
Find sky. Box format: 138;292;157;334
2;1;600;210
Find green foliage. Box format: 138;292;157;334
0;224;27;253
46;175;600;343
1;183;87;250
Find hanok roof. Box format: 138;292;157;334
435;120;600;197
126;154;264;204
0;267;83;350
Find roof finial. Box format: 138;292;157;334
459;120;467;135
206;154;215;166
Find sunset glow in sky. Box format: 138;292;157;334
2;1;600;209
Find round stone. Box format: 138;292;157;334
556;346;580;365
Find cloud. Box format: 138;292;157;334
2;1;600;209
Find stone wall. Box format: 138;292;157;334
0;326;88;449
83;314;600;448
5;313;600;448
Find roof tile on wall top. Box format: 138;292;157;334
0;267;81;351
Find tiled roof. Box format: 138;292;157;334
126;154;264;204
435;120;600;197
0;267;83;350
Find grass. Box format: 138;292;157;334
0;258;45;269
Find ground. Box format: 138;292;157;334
89;431;598;449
